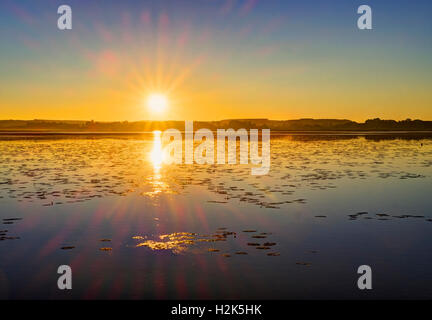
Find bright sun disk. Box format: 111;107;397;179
147;94;168;113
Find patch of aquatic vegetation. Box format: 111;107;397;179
0;217;22;242
345;211;432;222
0;136;430;210
135;232;197;254
133;229;281;257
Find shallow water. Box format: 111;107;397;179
0;133;431;299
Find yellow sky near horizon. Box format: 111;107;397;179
2;74;431;122
2;44;431;122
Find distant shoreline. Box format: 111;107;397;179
1;118;432;132
1;130;432;135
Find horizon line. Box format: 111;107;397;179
1;117;432;123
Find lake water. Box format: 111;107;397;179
0;132;431;299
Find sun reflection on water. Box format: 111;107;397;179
144;130;171;198
150;130;163;172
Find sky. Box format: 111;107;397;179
0;0;431;121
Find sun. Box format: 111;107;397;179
147;93;168;113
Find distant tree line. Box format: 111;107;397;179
0;118;431;132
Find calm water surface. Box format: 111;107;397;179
0;133;431;299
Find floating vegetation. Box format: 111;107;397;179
1;134;431;286
0;137;430;224
263;242;276;246
159;232;197;240
267;252;280;256
0;236;20;241
137;240;191;253
0;230;19;242
135;232;202;254
296;262;312;266
347;211;431;223
99;247;112;251
131;227;279;257
376;213;390;217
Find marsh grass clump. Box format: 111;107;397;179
267;252;280;256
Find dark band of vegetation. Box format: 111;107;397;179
0;118;431;132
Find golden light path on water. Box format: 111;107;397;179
145;130;169;197
150;130;163;171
